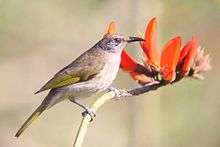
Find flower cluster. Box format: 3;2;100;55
104;18;211;85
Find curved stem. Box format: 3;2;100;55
73;81;162;147
73;91;115;147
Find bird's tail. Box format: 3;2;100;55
15;104;46;138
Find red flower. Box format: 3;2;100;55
104;18;210;85
141;17;160;69
160;36;181;81
121;50;153;84
120;18;182;83
104;21;116;37
120;50;138;72
178;37;198;76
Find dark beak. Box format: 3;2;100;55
127;36;145;43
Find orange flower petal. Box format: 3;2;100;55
160;36;181;81
104;21;116;37
120;50;138;72
179;40;191;63
181;37;198;75
130;71;152;85
142;17;160;68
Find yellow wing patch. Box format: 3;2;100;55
35;74;80;94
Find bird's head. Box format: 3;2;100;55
98;34;144;54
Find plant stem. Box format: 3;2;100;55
73;81;162;147
73;91;116;147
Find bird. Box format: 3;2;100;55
15;34;144;137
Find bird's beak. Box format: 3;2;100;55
127;36;145;43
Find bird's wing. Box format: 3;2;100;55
35;50;105;94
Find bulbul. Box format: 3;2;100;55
15;34;144;137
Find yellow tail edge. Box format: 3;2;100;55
15;105;45;138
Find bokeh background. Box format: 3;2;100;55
0;0;219;147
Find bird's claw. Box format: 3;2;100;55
108;86;131;100
82;108;96;122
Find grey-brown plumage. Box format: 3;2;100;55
35;46;106;94
15;35;144;137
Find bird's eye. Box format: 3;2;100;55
107;38;121;47
114;38;121;43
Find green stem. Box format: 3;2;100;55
73;81;161;147
73;91;115;147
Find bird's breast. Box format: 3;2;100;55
92;54;121;90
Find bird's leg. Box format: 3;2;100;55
69;98;96;121
108;86;131;100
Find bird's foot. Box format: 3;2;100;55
82;107;96;122
108;86;131;100
69;98;96;122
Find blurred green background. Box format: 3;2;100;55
0;0;219;147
